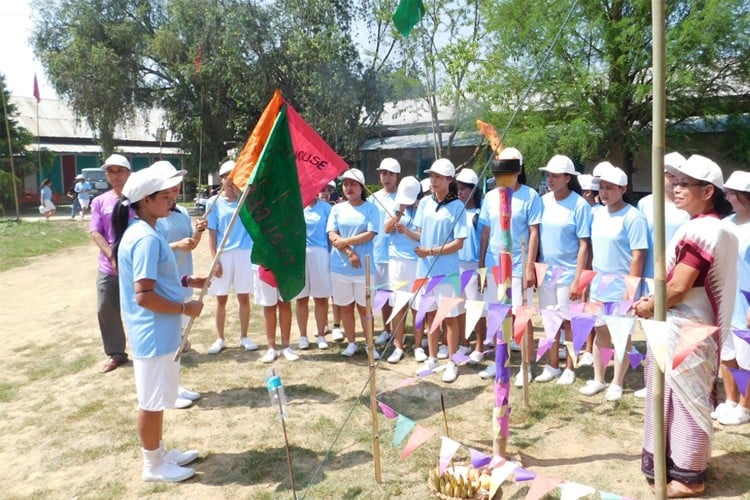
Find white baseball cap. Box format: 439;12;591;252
327;180;337;189
219;160;236;177
121;167;183;205
395;176;421;205
724;171;750;193
676;154;724;189
579;174;596;191
150;160;187;178
597;165;628;187
425;158;455;178
497;147;523;165
592;161;615;178
101;153;131;171
340;168;366;186
377;157;401;174
74;173;85;180
540;155;578;176
455;168;479;185
421;178;431;193
664;152;687;175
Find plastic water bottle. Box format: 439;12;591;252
265;368;287;419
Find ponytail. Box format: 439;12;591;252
111;199;133;263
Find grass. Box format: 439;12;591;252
0;219;89;271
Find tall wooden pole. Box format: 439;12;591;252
651;1;668;497
0;87;21;219
365;255;382;484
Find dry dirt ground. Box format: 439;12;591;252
0;226;748;499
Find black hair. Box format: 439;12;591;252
111;193;158;262
448;179;458;198
41;178;51;187
457;181;482;209
567;175;582;195
517;167;528;186
710;185;733;217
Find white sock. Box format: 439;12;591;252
142;447;162;471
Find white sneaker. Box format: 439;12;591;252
437;344;449;359
414;347;428;362
468;351;484;364
579;380;607;396
711;401;738;420
387;348;404;364
558;347;567;360
261;349;277;363
457;345;472;356
374;331;392;345
174;397;193;409
634;388;647;399
442;362;458;383
417;357;439;375
282;347;299;361
479;363;496;380
298;336;310;350
535;365;561;383
207;338;225;354
510;339;522;352
178;386;200;401
164;448;199;466
316;336;329;350
718;405;750;426
604;384;623;401
514;369;532;388
578;351;594;367
557;368;576;385
240;337;258;351
331;327;345;342
142;461;195;483
341;342;358;357
365;345;381;360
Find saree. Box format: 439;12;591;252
642;214;737;484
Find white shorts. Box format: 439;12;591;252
39;200;55;214
208;249;255;296
294;246;332;299
413;282;462;318
388;258;417;306
460;261;481;301
511;276;535;314
255;276;284;306
133;353;180;411
331;273;366;307
373;262;389;288
79;198;91;209
538;283;572;310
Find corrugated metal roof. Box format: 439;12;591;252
360;130;480;151
25;143;184;155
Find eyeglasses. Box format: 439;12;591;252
673;180;708;189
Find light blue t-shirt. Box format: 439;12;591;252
41;185;52;202
458;207;481;263
389;206;418;260
414;196;468;278
589;204;649;302
727;215;750;329
369;189;398;264
479;185;542;277
326;201;378;276
637;194;690;279
75;180;92;202
206;195;253;252
304;200;331;249
118;219;184;358
156;206;194;300
539;191;592;285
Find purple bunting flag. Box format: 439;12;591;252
732;328;750;346
425;275;444;294
414;295;436;329
460;269;475;292
373;289;392;313
730;368;750;396
514;467;537;482
377;401;397;419
469;447;492;468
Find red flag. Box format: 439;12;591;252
33;73;40;103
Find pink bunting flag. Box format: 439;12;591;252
400;424;436;460
373;289;393;313
536;337;553;363
571;314;597;353
672;322;718;370
377;401;397;419
629;350;645;370
568;302;585;314
414;295;436;329
732;328;750;346
429;297;465;335
623;275;642;301
729;368;750;396
599;347;615;369
425;275;445;294
616;300;634;316
439;436;462;475
540;309;564;341
514;306;533;345
495;382;509;407
534;262;548;287
514;467;537;482
487;302;512;340
469;447;491;469
460;269;475;292
576;269;597;295
525;474;563;500
583;301;603;315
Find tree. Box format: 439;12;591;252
473;0;750;178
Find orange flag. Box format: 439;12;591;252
400;424;436;460
576;269;597;295
429;297;465;335
411;277;429;293
230;90;285;190
513;306;533;345
672;322;718;370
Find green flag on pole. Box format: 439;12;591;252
239;105;306;301
392;0;425;37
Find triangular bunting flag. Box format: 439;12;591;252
491;266;500;287
469;447;491;469
429;297;465;335
514;306;533;345
640;319;669;373
576;269;597;295
564;341;578;369
604;316;635;363
568;302;585;314
464;300;485;340
515;467;536;482
400;424;436;460
451;351;470;365
414;295;436;330
460;269;475;292
389;279;410;291
439;436;462;476
540;309;564;341
583;301;603;315
525;474;563;500
596;274;618;295
412;277;429;293
478;267;488;291
623;275;642;301
445;273;462;295
377;401;397;419
386;291;416;325
549;266;564;285
741;289;750;306
373;289;392;313
537;337;553;363
729;368;750;396
559;481;596;500
487;303;512;340
534;262;548;288
599;347;615;369
673;322;718;370
629;350;645;370
571;314;596;354
490;461;517;499
732;328;750;345
393;414;415;446
425;275;445;294
616;299;634;315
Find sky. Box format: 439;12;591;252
0;1;56;99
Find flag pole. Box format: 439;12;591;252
0;87;21;219
365;255;383;484
520;239;530;408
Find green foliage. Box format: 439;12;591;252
0;74;37;177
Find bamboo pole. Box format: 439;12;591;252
0;87;21;219
651;1;668;497
365;255;382;484
520;239;530;408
